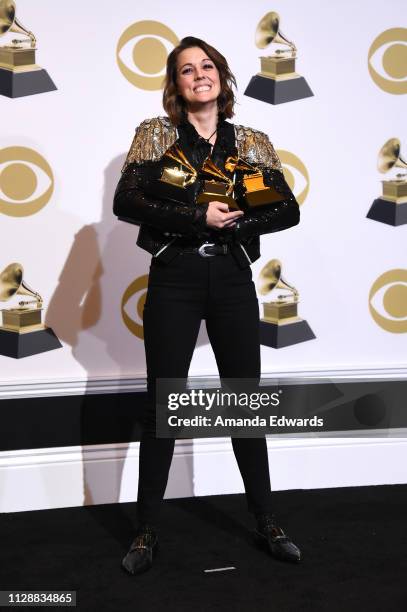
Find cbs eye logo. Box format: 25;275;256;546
121;275;149;339
116;21;179;90
277;150;309;205
368;28;407;94
0;147;54;217
369;269;407;333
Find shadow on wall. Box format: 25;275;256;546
46;153;210;380
44;155;197;528
45;154;149;373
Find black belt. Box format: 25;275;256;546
180;242;229;257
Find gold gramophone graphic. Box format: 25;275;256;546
257;259;315;348
196;156;239;210
153;143;198;204
0;263;61;358
244;11;313;105
225;155;286;208
160;144;198;188
0;0;56;98
367;138;407;226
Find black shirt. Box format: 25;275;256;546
176;116;238;245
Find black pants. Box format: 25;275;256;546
137;250;273;526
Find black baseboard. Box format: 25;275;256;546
0;392;147;452
1;378;407;452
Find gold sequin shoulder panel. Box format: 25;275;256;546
121;118;282;172
121;116;178;172
234;124;282;171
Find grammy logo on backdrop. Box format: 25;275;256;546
257;259;315;348
366;138;407;226
244;11;313;105
0;0;56;98
0;263;61;358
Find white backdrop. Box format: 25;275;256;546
1;0;406;389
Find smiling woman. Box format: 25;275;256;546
163;36;237;137
113;35;301;576
174;48;222;122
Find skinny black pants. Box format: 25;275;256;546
137;250;273;526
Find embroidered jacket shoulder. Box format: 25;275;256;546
121;117;282;172
121;116;177;171
233;124;282;171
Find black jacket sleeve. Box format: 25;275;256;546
113;162;209;236
232;168;300;241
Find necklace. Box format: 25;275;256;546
199;127;217;145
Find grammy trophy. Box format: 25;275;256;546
0;263;61;358
196;156;239;210
367;138;407;226
258;259;315;348
244;11;313;105
225;155;287;209
0;0;56;98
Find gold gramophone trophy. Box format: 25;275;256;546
196;157;240;210
157;143;198;202
258;259;315;348
366;138;407;226
0;0;56;98
225;156;286;208
244;11;313;105
0;263;61;358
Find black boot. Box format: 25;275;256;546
121;525;158;575
254;513;301;563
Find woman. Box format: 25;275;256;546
113;36;301;575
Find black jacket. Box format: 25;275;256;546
113;116;300;268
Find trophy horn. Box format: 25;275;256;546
258;259;299;299
0;263;42;305
0;0;36;47
255;11;296;56
377;138;407;174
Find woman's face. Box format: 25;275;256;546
175;46;221;109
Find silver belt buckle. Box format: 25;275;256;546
198;242;216;257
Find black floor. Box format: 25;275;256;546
1;485;406;612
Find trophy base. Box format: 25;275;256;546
244;74;313;105
0;67;57;98
0;326;62;358
196;192;240;210
260;319;316;348
366;198;407;226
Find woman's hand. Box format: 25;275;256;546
205;201;244;230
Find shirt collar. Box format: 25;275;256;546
178;115;227;147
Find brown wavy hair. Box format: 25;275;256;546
163;36;237;126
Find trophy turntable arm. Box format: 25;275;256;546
113;162;209;237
